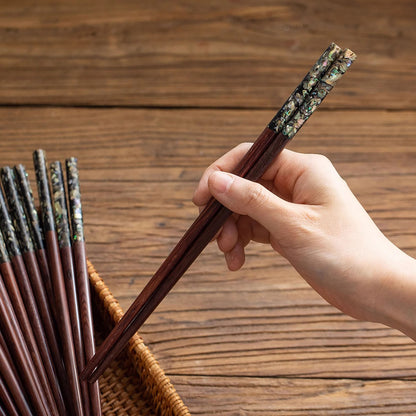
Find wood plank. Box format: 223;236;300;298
140;282;416;379
0;107;415;386
0;0;414;109
171;375;416;415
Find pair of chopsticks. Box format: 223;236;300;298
82;42;357;383
0;155;100;415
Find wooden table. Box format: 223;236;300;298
1;1;415;414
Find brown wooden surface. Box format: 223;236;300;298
0;0;415;109
0;1;415;414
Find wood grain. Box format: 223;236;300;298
0;107;415;413
0;0;415;412
82;125;292;382
0;0;414;109
172;376;416;415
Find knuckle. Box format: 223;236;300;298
304;153;337;177
210;163;223;174
245;183;269;209
309;153;332;167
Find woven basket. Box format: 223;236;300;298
87;260;190;416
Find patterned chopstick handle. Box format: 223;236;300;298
268;42;342;132
50;161;71;248
282;48;357;139
65;157;84;243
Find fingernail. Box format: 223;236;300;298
225;241;244;271
210;171;234;193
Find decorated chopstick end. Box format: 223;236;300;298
0;166;34;254
13;164;45;251
50;161;71;248
282;47;356;140
268;42;343;133
320;48;357;86
65;157;85;243
0;185;21;258
0;228;10;264
33;149;55;232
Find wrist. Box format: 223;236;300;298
374;245;416;340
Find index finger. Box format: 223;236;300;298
192;142;253;206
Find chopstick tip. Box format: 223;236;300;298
344;48;357;62
79;363;98;383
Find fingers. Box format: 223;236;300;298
207;171;294;236
224;241;245;271
217;217;239;253
193;145;314;206
265;151;343;204
193;143;345;272
194;143;342;208
216;217;245;271
193;142;253;207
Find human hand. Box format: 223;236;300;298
193;143;416;336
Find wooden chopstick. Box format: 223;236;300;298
0;331;31;415
13;163;75;412
0;402;11;416
0;361;32;416
1;166;68;415
66;157;102;416
0;333;32;414
0;331;22;389
33;150;84;416
0;375;24;416
0;187;58;415
0;264;49;415
82;44;357;382
0;346;33;416
50;160;92;416
14;164;56;317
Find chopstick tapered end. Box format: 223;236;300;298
79;362;98;383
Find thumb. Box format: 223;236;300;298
208;171;296;234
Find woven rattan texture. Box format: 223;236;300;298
87;260;190;416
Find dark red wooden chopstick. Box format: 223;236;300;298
50;160;92;416
0;188;58;415
0;264;50;415
0;312;32;416
14;164;56;317
13;163;76;412
33;149;84;416
0;331;22;389
82;45;357;382
0;346;33;416
1;166;68;415
66;157;102;415
0;403;9;416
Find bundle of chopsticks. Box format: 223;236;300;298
0;151;100;415
82;43;357;382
